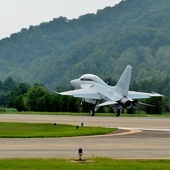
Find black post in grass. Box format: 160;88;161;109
78;148;83;160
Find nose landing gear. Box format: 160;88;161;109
90;109;95;116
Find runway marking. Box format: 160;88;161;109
118;127;170;132
69;128;143;138
115;128;142;136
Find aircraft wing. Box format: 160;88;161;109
128;91;163;99
52;88;101;100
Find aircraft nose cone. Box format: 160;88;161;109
70;79;80;88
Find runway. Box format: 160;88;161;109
0;114;170;159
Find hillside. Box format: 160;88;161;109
0;0;170;94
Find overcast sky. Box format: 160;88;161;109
0;0;122;40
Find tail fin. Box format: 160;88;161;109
115;65;132;96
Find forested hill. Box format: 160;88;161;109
0;0;170;94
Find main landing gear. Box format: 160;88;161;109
115;109;120;117
90;107;120;117
110;105;120;117
81;99;121;117
113;108;120;117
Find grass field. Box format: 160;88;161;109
0;158;169;170
0;122;115;138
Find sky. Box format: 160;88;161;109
0;0;122;40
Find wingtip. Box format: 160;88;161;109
151;92;164;97
51;90;59;94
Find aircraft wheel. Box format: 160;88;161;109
90;109;95;116
115;109;120;117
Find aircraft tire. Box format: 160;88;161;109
90;109;95;116
115;109;120;117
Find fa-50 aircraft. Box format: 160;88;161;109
53;65;163;116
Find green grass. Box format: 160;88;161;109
0;122;115;138
0;158;169;170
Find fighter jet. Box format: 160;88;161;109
53;65;163;116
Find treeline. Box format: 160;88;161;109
0;77;91;113
0;77;169;114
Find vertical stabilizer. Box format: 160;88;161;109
115;65;132;96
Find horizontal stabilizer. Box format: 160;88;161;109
128;91;163;99
150;92;164;97
97;101;117;107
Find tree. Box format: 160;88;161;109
14;94;26;112
24;85;49;111
58;95;68;112
3;77;16;91
67;96;79;112
49;94;60;112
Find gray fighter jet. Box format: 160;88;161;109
53;65;163;116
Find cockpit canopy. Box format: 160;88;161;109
79;74;106;85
